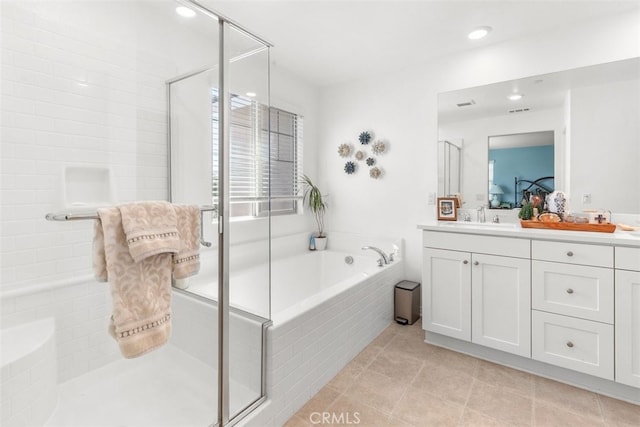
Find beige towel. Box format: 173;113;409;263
96;206;174;358
172;205;201;280
119;201;180;263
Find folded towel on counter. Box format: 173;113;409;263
172;205;201;280
119;201;180;263
95;205;175;358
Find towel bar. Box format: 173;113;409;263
45;205;218;247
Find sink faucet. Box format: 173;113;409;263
463;213;472;222
476;206;486;223
362;246;390;265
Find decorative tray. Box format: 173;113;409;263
520;220;616;233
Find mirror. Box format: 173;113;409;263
438;57;640;214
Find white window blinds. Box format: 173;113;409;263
211;90;303;218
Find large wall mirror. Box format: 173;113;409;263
438;57;640;214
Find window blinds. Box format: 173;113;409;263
211;90;303;217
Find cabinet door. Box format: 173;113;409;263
422;248;471;341
615;269;640;388
472;254;531;357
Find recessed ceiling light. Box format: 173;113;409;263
468;26;492;40
508;93;524;101
176;6;196;18
246;92;257;97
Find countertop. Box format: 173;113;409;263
418;221;640;248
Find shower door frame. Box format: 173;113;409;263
166;1;273;426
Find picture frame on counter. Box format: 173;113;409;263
437;197;458;221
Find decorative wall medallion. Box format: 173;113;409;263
369;167;382;179
344;161;356;174
372;140;386;155
355;150;365;161
358;131;372;145
337;143;352;158
366;157;375;166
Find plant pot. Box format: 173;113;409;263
314;236;328;251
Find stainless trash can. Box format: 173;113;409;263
394;281;421;325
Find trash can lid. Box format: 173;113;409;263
395;280;420;291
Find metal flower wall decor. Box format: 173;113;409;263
336;130;388;179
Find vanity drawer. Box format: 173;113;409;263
532;240;613;268
423;231;529;258
615;246;640;271
532;261;613;323
532;310;613;380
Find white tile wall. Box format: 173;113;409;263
1;1;175;289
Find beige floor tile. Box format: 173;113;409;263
370;326;398;349
598;394;640;426
366;347;424;383
474;360;534;398
391;385;464;427
534;400;605;427
346;370;408;415
283;414;312;427
421;345;479;376
410;359;474;405
326;394;390;426
326;360;365;393
467;379;533;426
384;333;439;362
295;386;342;421
460;408;505;427
534;377;602;419
351;344;383;369
387;415;415;427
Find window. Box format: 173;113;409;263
211;90;303;218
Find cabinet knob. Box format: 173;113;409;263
566;251;574;257
463;260;469;265
473;261;479;266
566;341;574;348
566;288;574;294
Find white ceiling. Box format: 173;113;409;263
205;0;639;87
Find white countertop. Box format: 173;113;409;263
418;221;640;248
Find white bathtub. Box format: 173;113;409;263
1;318;58;427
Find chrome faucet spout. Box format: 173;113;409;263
362;246;390;265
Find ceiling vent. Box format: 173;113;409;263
508;107;531;114
456;100;476;107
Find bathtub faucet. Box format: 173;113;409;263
362;246;390;265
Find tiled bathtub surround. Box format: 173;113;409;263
284;322;640;427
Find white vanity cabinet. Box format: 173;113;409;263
615;246;640;388
422;231;531;357
531;240;614;380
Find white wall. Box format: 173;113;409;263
318;10;640;282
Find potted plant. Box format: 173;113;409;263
301;174;328;250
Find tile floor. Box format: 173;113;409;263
285;321;640;426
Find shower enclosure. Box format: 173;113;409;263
1;1;271;426
167;3;273;424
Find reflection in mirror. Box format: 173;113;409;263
488;131;554;209
438;139;462;197
438;57;640;214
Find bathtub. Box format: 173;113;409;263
1;318;58;427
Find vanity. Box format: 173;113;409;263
418;221;640;403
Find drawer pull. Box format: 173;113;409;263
463;260;469;264
566;341;574;348
473;261;479;266
566;288;574;294
566;251;574;257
